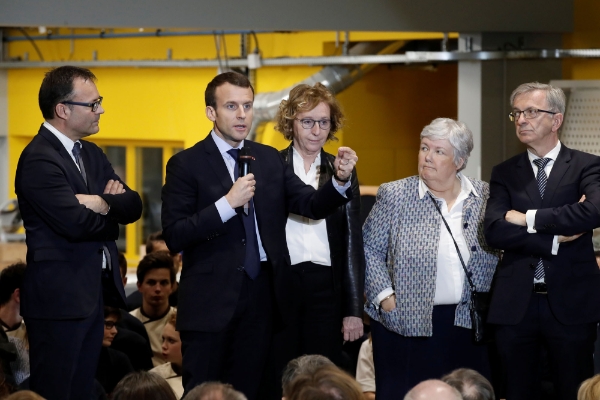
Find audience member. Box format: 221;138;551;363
404;379;462;400
118;253;128;287
281;355;334;399
161;71;355;400
186;382;248;400
285;364;363;400
130;252;176;367
4;390;45;399
15;65;142;399
126;231;181;311
261;82;365;399
578;374;600;400
442;368;495;400
0;262;29;385
95;307;134;395
111;371;177;400
150;310;183;398
355;335;375;400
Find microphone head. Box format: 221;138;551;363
240;146;252;159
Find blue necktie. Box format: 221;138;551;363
533;157;552;281
72;142;87;184
227;149;261;279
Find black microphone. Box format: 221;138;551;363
239;146;253;215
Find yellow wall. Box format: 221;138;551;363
5;30;460;259
563;0;600;79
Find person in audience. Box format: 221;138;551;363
113;252;154;371
95;306;134;395
126;231;181;311
111;371;177;400
281;355;334;399
404;379;462;400
0;263;29;385
442;368;495;400
260;82;365;400
15;65;142;399
130;252;176;367
4;390;45;400
355;335;375;400
285;364;364;400
578;374;600;400
186;382;248;400
150;310;183;398
161;71;356;400
363;118;499;398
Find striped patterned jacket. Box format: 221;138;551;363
363;175;499;336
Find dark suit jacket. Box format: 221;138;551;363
15;125;142;320
484;144;600;326
161;133;351;332
280;144;365;318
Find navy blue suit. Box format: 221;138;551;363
15;124;142;400
484;144;600;399
161;133;350;399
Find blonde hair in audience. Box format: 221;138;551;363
578;374;600;400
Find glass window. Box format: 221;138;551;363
138;147;164;246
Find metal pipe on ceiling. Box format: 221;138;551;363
3;49;600;69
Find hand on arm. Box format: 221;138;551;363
333;147;358;185
224;174;256;208
75;194;109;214
341;316;364;342
505;210;527;226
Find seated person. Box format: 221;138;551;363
111;370;177;400
355;335;375;400
0;262;29;385
186;382;247;400
285;364;364;400
282;354;333;400
96;306;134;395
150;311;183;399
130;252;176;367
404;380;462;400
113;253;154;371
441;368;495;400
126;231;181;311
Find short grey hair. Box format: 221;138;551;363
282;355;334;397
420;118;473;172
185;382;247;400
510;82;566;114
442;368;495;400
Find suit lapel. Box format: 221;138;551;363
38;126;89;193
515;152;542;207
204;133;235;193
543;145;571;207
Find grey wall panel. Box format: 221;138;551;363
0;0;573;33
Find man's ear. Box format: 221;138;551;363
552;113;564;132
206;106;216;122
13;288;20;304
54;103;70;120
137;280;142;292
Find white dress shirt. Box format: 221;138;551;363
286;147;331;266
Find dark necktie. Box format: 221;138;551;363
533;157;552;281
72;142;87;184
227;149;261;279
73;142;112;271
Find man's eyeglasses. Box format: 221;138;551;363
104;320;116;329
62;96;103;112
295;118;331;130
508;108;556;122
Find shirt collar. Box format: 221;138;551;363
43;121;79;154
211;130;244;156
527;140;561;165
418;172;479;200
291;146;320;168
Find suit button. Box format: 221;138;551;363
529;263;535;269
237;266;244;272
242;239;246;245
471;246;476;251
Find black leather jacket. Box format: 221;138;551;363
280;144;365;318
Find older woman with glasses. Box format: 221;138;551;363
260;83;365;400
363;118;499;398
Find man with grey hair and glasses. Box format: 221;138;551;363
484;81;600;399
